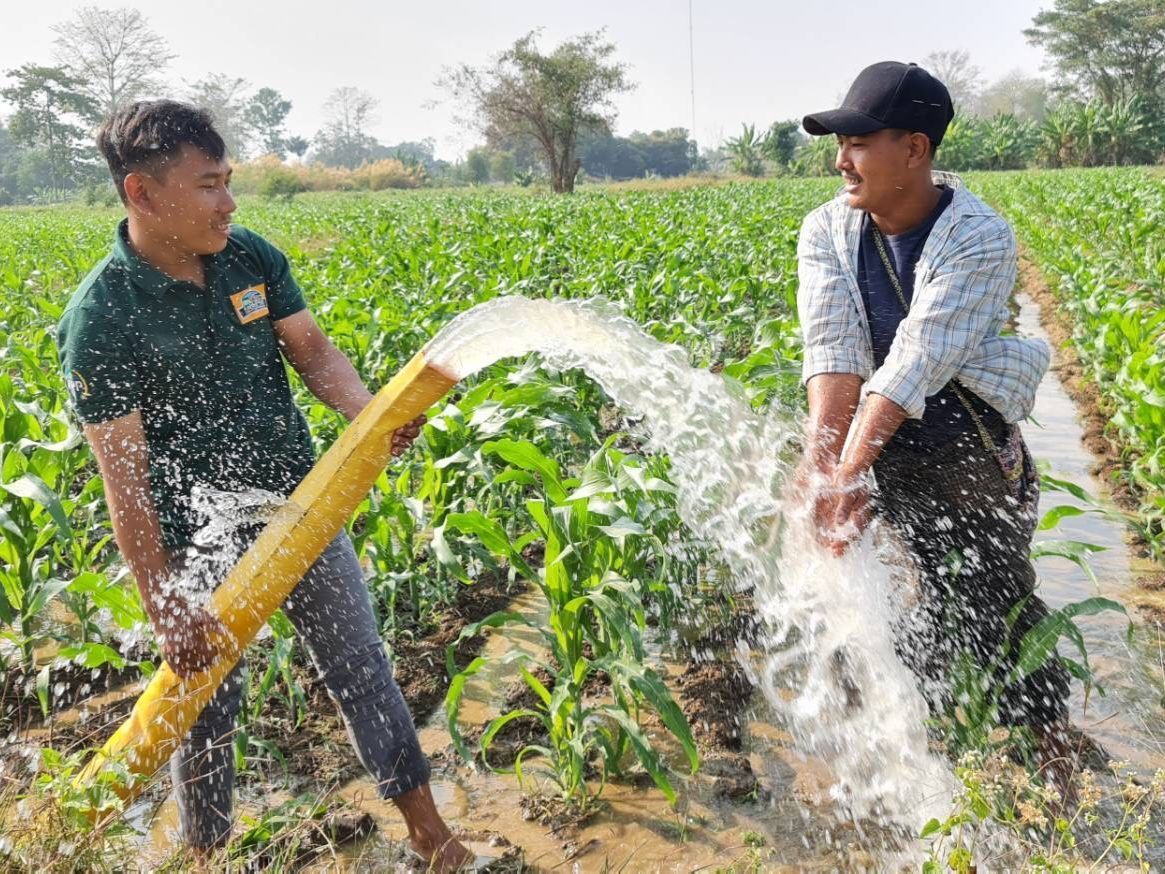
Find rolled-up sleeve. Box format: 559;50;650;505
865;223;1018;419
796;207;873;384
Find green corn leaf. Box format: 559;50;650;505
25;576;72;620
36;664;52;716
445;655;488;761
445;510;513;557
1038;473;1093;504
520;665;553;708
597;517;648;544
1030;538;1107;585
483;438;567;503
444;610;533;677
1037;504;1087;531
567;467;615;501
615;659;699;772
479;708;543;774
1015;596;1127;680
601;705;678;805
430;523;465;578
0;473;72;542
445;511;536;580
58;642;127;670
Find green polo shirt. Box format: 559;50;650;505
58;220;316;548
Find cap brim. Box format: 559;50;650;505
802;108;886;137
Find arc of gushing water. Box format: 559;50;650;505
75;294;953;829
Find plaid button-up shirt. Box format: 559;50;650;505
796;171;1048;423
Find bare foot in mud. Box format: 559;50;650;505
411;834;475;872
395;783;474;872
1034;723;1078;814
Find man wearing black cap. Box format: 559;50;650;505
793;61;1072;789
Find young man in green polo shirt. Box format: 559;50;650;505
57;101;472;869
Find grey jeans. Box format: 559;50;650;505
168;532;431;849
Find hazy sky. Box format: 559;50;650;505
4;0;1053;160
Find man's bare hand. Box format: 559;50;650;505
788;457;843;550
824;468;872;556
390;414;427;457
155;596;231;678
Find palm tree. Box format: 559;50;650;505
725;124;765;176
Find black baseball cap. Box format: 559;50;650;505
803;61;955;145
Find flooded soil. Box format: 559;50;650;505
1015;292;1165;771
7;291;1164;871
1018;255;1164;582
315;293;1165;871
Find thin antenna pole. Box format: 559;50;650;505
688;0;697;150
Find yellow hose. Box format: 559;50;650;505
75;351;456;810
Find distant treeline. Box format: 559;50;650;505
2;1;1162;203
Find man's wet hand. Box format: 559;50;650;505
788;457;844;549
825;467;872;556
155;596;230;678
390;414;427;457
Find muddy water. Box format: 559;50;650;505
124;292;1163;868
335;593;895;872
1015;293;1165;770
319;295;1165;871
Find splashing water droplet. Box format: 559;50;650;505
425;296;955;824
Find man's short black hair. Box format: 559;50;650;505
96;100;226;204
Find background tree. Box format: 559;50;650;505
488;149;516;183
186;74;252;159
1;64;95;193
443;30;633;193
51;6;174;120
464;147;490;184
760;120;804;169
790;134;836;177
922;50;984;115
933;115;986;171
628;128;693;177
380;139;438;172
579;129;693;180
0;120;22;204
313;86;379;168
977;71;1052;120
1025;0;1165;110
725;124;764;176
580;129;647;180
245;87;292;158
1035;97;1158;167
486;128;555;176
284;135;310;161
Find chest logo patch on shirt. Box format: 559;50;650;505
231;284;270;324
67;370;91;402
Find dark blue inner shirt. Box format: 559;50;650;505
857;186;1006;451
